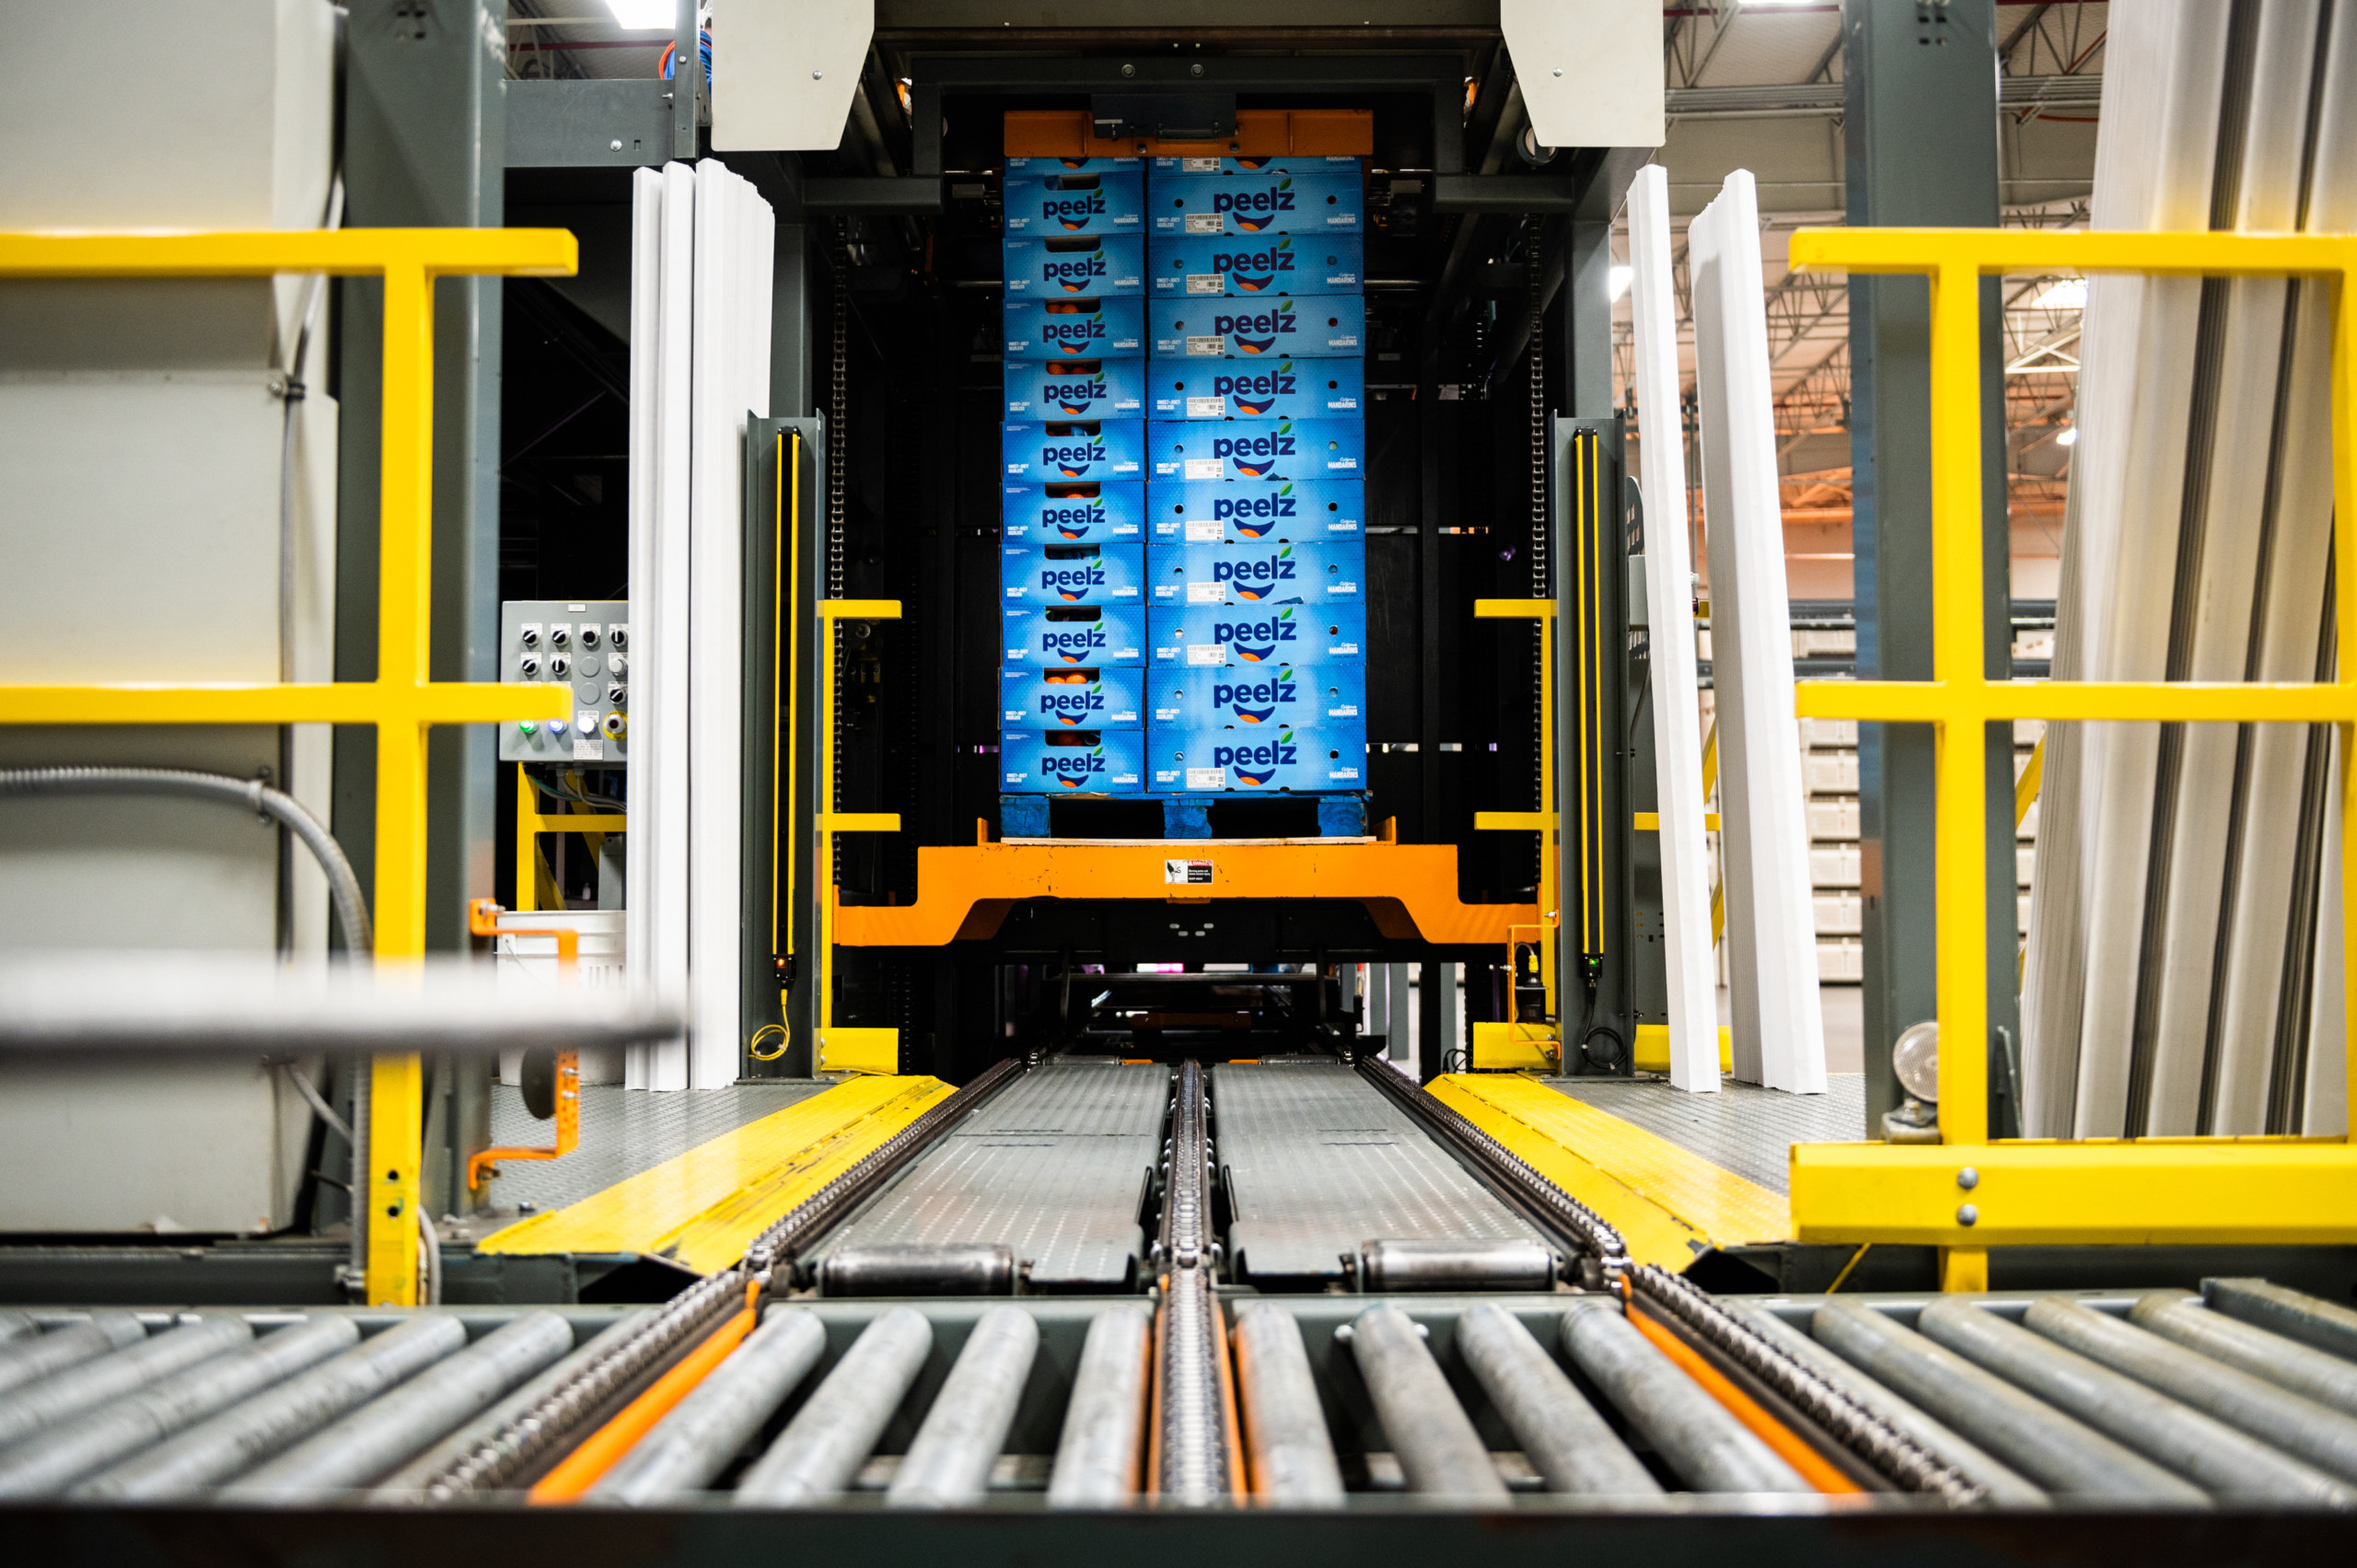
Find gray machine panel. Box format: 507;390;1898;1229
499;598;629;768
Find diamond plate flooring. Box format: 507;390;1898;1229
816;1061;1171;1289
1213;1060;1542;1283
484;1082;834;1214
1541;1074;1865;1195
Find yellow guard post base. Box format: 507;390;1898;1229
1781;226;2357;1275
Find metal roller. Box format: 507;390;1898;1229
1231;1304;1345;1506
589;1307;828;1504
1457;1302;1659;1497
228;1312;575;1499
0;1316;148;1399
1560;1297;1809;1494
734;1306;933;1505
1813;1301;2204;1503
0;1312;32;1346
819;1244;1017;1297
0;1318;354;1499
1725;1300;2046;1506
376;1312;643;1497
1345;1305;1506;1501
2019;1298;2357;1491
2131;1291;2357;1419
1358;1239;1557;1294
1047;1304;1153;1508
79;1315;466;1499
0;1317;251;1451
888;1306;1039;1508
1916;1298;2353;1504
2203;1278;2357;1364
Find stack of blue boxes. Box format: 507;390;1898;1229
1000;152;1368;833
1141;156;1369;819
999;157;1149;817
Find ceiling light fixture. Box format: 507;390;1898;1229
605;0;676;29
2031;278;2089;310
2055;426;2080;447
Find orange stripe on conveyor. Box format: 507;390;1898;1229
1625;1306;1863;1496
528;1302;758;1504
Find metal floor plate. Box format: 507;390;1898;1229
817;1061;1171;1289
1541;1074;1866;1195
484;1082;835;1213
1213;1060;1542;1282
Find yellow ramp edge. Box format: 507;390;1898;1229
477;1074;954;1274
1429;1074;1793;1267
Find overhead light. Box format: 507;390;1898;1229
2031;278;2088;310
1739;0;1825;7
2055;426;2080;447
1609;264;1632;302
605;0;675;29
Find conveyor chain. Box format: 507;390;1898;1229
1155;1059;1232;1502
1353;1051;1630;1280
1626;1264;1991;1505
421;1057;1029;1495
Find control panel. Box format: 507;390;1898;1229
499;598;629;767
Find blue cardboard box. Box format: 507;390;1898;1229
1004;298;1145;359
1003;234;1144;297
1148;605;1366;667
1149;296;1364;360
1004;358;1146;420
1004;170;1145;234
1145;418;1364;482
1003;420;1145;482
1005;156;1140;173
1149;155;1362;177
1148;665;1366;728
1002;540;1145;605
1146;359;1364;421
1004;481;1145;542
1003;729;1145;794
1147;234;1363;296
1004;603;1148;667
1149;171;1363;236
1146;540;1364;606
1002;667;1145;729
1144;726;1368;793
1148;480;1363;541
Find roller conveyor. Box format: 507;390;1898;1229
1213;1060;1550;1284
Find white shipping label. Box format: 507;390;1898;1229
1184;212;1224;234
1183;457;1224;480
1186;580;1226;604
1185;642;1228;666
1185;766;1227;790
1184;335;1225;357
1184;517;1225;542
1186;395;1227;418
1165;856;1215;883
1181;157;1220;172
1185;273;1225;295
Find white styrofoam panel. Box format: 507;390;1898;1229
711;0;875;152
1812;895;1862;937
1502;0;1666;152
1626;164;1719;1095
1808;800;1860;841
1803;753;1859;795
1815;940;1864;984
1800;717;1857;749
1690;170;1824;1096
1811;847;1861;889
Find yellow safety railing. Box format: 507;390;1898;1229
1472;598;1561;1070
1783;227;2357;1290
814;597;902;1074
0;229;580;1305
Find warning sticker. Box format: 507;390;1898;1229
573;738;605;761
1164;857;1213;885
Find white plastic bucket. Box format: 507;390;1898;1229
493;909;626;1084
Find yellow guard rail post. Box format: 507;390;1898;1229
1783;227;2357;1289
0;229;580;1305
815;597;903;1073
1471;598;1562;1069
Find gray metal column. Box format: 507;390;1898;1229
1844;0;2018;1135
338;0;507;1213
